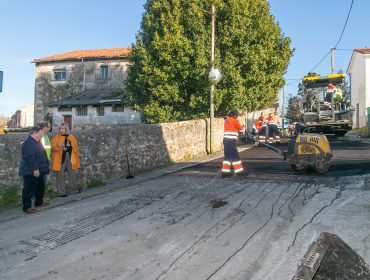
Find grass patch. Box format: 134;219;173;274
183;152;192;161
44;182;56;198
0;186;21;209
86;178;105;189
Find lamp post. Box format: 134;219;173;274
192;3;221;154
207;4;221;154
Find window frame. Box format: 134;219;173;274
54;69;66;81
100;66;109;79
76;106;88;116
96;106;105;116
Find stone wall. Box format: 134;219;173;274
0;118;227;192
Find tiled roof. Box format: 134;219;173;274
49;90;127;106
33;48;131;63
354;48;370;54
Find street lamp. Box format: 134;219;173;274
192;4;220;154
208;4;220;154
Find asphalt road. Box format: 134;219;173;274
0;137;369;280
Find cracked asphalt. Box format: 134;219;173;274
0;137;370;280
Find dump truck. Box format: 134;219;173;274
302;73;353;136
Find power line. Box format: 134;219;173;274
335;48;353;51
309;0;354;73
308;49;332;74
286;0;355;83
333;0;354;49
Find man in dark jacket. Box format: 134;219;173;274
19;126;50;213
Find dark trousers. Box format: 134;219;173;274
223;139;240;162
268;124;279;137
22;175;45;211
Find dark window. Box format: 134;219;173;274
112;105;124;112
54;70;66;81
77;106;88;116
101;66;108;79
57;107;72;112
96;106;105;116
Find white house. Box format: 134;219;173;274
347;48;370;128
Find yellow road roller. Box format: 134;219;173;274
247;133;333;174
287;134;332;173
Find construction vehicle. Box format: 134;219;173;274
302;73;353;136
246;132;332;174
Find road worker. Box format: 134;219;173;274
255;112;267;143
221;110;247;177
266;112;280;143
289;121;306;137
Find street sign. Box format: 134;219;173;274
0;71;3;93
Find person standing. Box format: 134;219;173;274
40;121;52;161
19;127;50;214
221;110;246;177
266;112;280;143
51;123;81;197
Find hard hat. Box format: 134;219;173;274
228;110;239;117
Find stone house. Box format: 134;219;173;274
347;48;370;128
32;48;141;130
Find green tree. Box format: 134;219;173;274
285;94;302;122
127;0;292;123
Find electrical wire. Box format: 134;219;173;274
286;0;355;84
333;0;354;49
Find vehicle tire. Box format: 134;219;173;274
291;163;306;172
313;162;330;174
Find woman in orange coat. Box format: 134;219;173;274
51;123;80;197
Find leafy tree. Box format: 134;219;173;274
127;0;292;123
285;94;302;122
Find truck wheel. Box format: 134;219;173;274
291;163;306;172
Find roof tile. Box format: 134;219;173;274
33;48;132;63
354;48;370;54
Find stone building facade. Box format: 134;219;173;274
32;48;141;130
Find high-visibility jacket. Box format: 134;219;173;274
254;118;264;131
266;115;279;126
41;134;51;160
224;116;243;140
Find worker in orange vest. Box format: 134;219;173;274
221;110;247;177
266;112;280;143
254;112;267;142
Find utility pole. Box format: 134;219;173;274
281;86;285;129
210;4;215;154
331;48;335;74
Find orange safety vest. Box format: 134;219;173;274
224;116;243;140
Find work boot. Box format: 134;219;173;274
23;208;38;214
